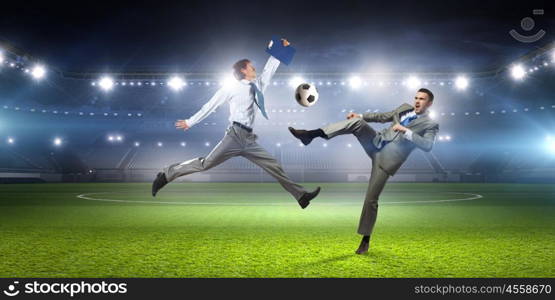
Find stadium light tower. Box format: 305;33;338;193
547;136;555;154
454;76;469;90
511;64;526;80
405;76;421;89
53;137;62;147
31;65;46;80
219;73;236;87
288;76;305;88
167;76;186;91
98;76;115;91
348;76;363;89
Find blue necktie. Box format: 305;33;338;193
249;82;268;120
400;113;417;126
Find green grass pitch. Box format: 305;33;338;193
0;182;553;278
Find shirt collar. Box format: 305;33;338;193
240;79;254;85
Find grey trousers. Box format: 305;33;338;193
163;124;307;200
321;118;391;236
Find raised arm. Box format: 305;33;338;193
257;39;291;92
177;87;230;130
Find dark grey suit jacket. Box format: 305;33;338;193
362;103;439;175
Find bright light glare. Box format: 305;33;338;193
511;65;526;80
53;137;62;146
219;73;236;87
405;76;421;89
348;76;362;89
454;76;469;90
7;137;14;144
31;65;46;79
429;110;437;119
547;136;555;154
99;76;114;91
167;76;186;91
288;76;305;88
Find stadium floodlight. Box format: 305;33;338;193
98;76;115;91
180;142;186;147
552;49;555;62
323;143;328;148
53;137;62;146
134;142;140;147
219;73;236;87
454;76;469;90
31;65;46;80
205;142;211;147
547;136;555;154
276;142;281;147
511;64;526;80
288;76;305;88
429;110;437;119
348;76;362;89
167;76;186;91
116;135;123;142
347;143;352;148
0;51;4;64
157;142;163;147
107;135;114;142
405;76;421;89
7;137;14;144
445;135;452;141
438;136;444;141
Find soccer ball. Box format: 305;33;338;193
295;83;319;107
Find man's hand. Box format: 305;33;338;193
281;38;290;47
175;119;190;131
392;123;408;133
346;112;363;119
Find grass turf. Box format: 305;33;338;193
0;182;553;278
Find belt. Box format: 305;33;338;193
232;121;253;133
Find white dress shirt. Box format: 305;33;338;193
185;56;281;128
402;110;429;141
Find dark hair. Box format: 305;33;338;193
417;88;434;101
232;59;251;80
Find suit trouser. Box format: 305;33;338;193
321;118;391;236
163;124;307;200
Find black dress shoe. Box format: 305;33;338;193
288;127;314;146
298;186;321;209
152;172;168;197
355;239;370;254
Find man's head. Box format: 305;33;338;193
413;88;434;114
233;59;256;81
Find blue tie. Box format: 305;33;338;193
400;113;417;126
249;82;268;120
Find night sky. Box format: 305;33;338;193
1;0;553;74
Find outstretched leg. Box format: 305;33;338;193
290;117;378;157
152;132;241;196
241;137;320;208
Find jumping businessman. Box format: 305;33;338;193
152;38;321;208
288;88;439;254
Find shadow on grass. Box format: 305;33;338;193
297;248;395;270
